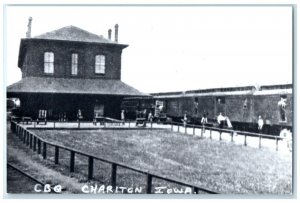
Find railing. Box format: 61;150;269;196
15;119;156;130
169;122;286;151
10;121;218;194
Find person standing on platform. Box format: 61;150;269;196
121;110;125;125
77;109;83;121
217;112;226;128
201;113;208;133
182;112;188;127
201;113;208;125
148;111;153;122
258;115;264;133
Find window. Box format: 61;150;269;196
71;53;78;75
44;52;54;74
95;55;105;74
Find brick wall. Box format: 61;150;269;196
21;39;123;80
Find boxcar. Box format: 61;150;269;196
122;84;292;135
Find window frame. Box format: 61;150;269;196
44;52;54;74
95;55;106;75
71;53;78;76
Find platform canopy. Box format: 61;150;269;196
7;77;147;96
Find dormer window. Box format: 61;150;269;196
71;53;78;75
95;55;105;74
44;52;54;74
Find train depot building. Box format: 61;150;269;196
7;19;293;135
7;22;146;121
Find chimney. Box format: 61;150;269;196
26;17;33;38
114;24;119;42
108;29;112;40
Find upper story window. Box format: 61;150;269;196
44;52;54;74
71;53;78;75
95;55;105;74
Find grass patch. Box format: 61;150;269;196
28;128;292;194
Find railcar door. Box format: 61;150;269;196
215;97;226;116
94;104;104;117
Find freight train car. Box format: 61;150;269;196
120;96;167;121
122;84;292;135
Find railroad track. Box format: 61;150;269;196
7;163;57;194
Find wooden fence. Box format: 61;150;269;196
17;119;155;130
170;122;286;151
10;121;219;194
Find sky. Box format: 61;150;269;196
4;5;293;93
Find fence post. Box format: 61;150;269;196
23;129;26;144
26;132;30;146
87;156;94;180
219;130;222;141
231;131;234;142
43;142;47;159
185;126;187;134
146;174;153;194
244;134;247;146
171;123;173;131
24;131;27;144
193;187;199;194
276;136;279;151
178;125;180;132
10;121;13;132
70;151;75;172
18;127;21;140
33;136;37;151
193;126;195;135
111;163;117;188
37;139;41;154
25;131;28;145
18;127;21;139
29;133;33;149
259;134;262;149
55;146;59;164
210;129;212;139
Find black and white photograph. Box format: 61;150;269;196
3;2;295;197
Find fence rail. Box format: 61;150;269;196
15;119;157;130
10;121;219;194
169;121;286;151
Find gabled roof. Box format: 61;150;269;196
18;25;128;68
7;77;147;96
33;25;117;44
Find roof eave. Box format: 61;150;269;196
21;38;128;48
